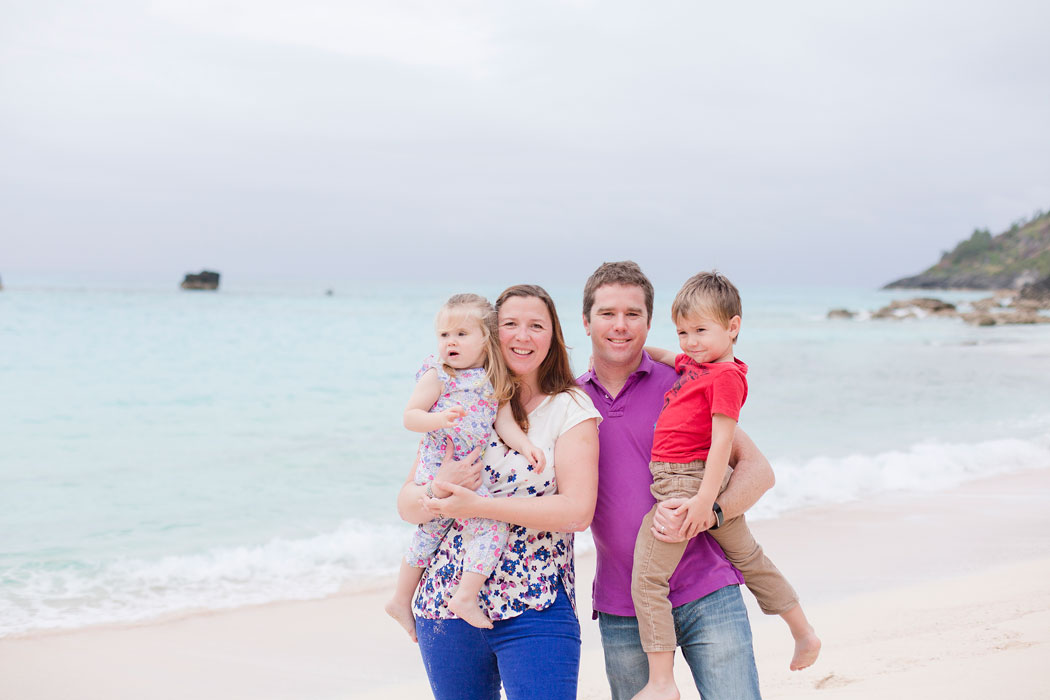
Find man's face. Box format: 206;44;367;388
583;283;651;368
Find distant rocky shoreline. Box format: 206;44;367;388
884;209;1049;291
861;208;1050;325
829;277;1050;326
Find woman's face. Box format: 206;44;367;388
498;295;553;380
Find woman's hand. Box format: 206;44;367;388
432;437;484;497
423;482;482;520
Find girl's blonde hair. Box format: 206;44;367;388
436;294;514;403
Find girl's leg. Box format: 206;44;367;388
384;560;425;642
489;580;581;700
387;518;454;641
416;616;501;700
447;571;494;629
452;516;508;629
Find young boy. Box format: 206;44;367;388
631;271;820;700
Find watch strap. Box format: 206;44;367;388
711;501;725;530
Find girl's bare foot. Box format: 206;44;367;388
384;598;418;642
447;592;494;630
630;680;681;700
790;629;822;670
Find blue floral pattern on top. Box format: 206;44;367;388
412;389;601;622
406;356;507;576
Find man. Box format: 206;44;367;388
577;261;773;699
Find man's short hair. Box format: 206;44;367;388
582;261;655;322
671;270;742;328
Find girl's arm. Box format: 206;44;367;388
644;345;677;367
403;369;466;433
397;439;485;525
493;403;547;472
673;413;736;539
424;418;599;532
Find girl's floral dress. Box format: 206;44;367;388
413;388;601;621
406;355;506;575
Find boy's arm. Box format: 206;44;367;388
643;346;677;367
403;369;465;433
652;426;773;541
674;413;735;538
494;403;547;472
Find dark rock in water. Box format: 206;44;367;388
969;296;1005;312
961;309;1050;326
826;308;856;320
872;297;958;320
1015;276;1050;309
325;289;334;296
181;270;220;291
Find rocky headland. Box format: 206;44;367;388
884;209;1050;290
830;209;1050;326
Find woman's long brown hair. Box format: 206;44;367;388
495;284;579;431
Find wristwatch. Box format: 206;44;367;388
710;501;724;530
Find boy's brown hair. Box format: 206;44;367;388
670;270;742;333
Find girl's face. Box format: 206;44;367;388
497;295;553;380
436;313;488;370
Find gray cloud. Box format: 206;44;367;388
3;0;1049;287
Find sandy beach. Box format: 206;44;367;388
3;467;1048;700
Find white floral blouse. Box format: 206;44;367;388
412;388;601;621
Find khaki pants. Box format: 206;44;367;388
631;459;799;652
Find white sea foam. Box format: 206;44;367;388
0;520;410;638
5;434;1047;638
752;434;1050;520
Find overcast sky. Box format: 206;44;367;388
3;0;1049;288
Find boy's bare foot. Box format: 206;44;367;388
384;598;418;643
790;629;822;671
630;680;681;700
447;592;494;630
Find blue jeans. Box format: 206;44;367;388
598;584;761;700
415;582;581;700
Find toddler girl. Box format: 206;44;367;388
385;293;545;639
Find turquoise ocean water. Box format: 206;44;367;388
3;276;1049;637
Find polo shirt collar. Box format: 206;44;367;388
582;350;656;389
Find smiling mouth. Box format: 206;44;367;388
511;348;533;356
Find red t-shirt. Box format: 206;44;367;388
651;356;748;463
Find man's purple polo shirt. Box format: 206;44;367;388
578;351;743;618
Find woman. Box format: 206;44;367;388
397;284;601;700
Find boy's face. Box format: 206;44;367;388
675;311;740;365
584;283;650;368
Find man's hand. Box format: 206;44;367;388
652;498;689;542
432;437;483;497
